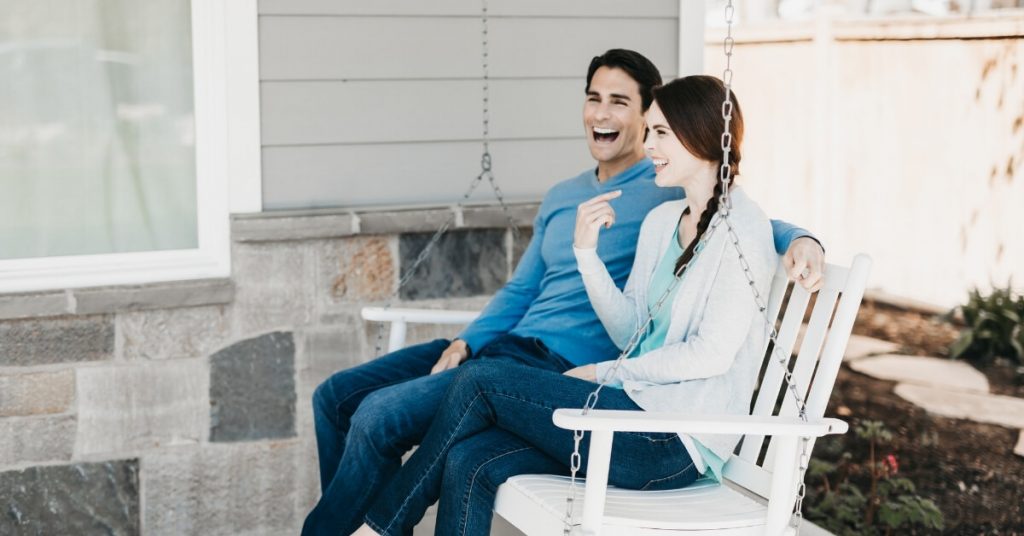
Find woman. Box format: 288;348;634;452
353;75;777;536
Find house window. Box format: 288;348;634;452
0;0;236;293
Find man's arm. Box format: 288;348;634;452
770;219;825;292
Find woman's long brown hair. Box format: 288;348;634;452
652;75;744;274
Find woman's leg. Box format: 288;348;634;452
438;428;565;536
364;360;697;536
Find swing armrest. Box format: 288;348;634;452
552;409;848;437
361;306;480;325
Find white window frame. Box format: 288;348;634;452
0;0;262;294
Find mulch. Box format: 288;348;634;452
810;299;1024;534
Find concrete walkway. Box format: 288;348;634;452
843;335;1024;458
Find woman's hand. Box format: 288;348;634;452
563;364;597;382
574;190;622;249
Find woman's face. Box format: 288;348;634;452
643;101;708;188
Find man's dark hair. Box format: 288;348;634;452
585;49;663;111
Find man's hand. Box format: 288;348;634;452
783;236;825;292
563;364;597;382
430;339;470;375
574;191;622;249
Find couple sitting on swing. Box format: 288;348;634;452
302;49;826;536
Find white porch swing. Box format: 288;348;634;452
361;1;872;534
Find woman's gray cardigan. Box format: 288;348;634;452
573;187;777;469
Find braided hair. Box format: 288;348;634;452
651;76;743;275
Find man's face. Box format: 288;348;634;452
583;66;647;169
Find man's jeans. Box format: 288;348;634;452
364;360;698;536
301;334;573;536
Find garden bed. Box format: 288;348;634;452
808;299;1024;534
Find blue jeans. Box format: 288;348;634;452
302;335;573;536
364;360;698;536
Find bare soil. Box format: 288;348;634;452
809;299;1024;534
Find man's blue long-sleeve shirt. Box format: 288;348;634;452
459;159;810;366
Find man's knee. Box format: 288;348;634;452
347;387;423;457
312;369;363;421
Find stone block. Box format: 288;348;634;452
843;334;901;361
118;305;230;360
0;370;74;417
0;315;113;366
302;324;364;388
850;354;989;393
0;290;69;320
233;212;358;242
0;415;76;466
142;442;300;536
314;236;395;309
0;459;139;535
210;332;296;442
75;359;208;455
1015;431;1024;458
511;227;534;273
399;229;507;300
231;242;315;336
74;278;234;315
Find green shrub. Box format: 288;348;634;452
805;420;943;535
949;285;1024;367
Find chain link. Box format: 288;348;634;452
373;0;521;355
561;1;814;533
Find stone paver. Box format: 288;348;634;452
843;334;901;361
850;355;990;393
1015;431;1024;458
790;325;899;362
894;384;1024;429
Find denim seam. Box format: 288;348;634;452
378;391;491;535
640;460;696;491
363;515;389;536
459;446;534;536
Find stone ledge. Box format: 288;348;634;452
0;279;234;321
232;202;539;243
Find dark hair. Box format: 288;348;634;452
585;49;663;111
651;75;744;274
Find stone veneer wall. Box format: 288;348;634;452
0;203;536;535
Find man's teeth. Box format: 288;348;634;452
593;127;619;134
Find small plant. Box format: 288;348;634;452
948;284;1024;367
805;420;943;535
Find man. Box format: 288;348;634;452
303;49;824;535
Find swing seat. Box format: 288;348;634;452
362;254;871;536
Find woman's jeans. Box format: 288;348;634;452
364;360;698;536
302;335;573;536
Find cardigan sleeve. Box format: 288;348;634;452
574;206;666;351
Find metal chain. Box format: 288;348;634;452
373;0;521;355
562;1;813;533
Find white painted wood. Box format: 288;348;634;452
361;306;480;326
226;0;263;214
258;0;678;18
360;251;871;535
259;17;677;81
261;138;592;210
678;0;706;76
552;412;847;438
581;431;613;535
0;0;233;293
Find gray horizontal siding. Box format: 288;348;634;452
258;0;678;18
258;3;679;209
260;17;678;80
262;78;592;145
262;138;592;210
